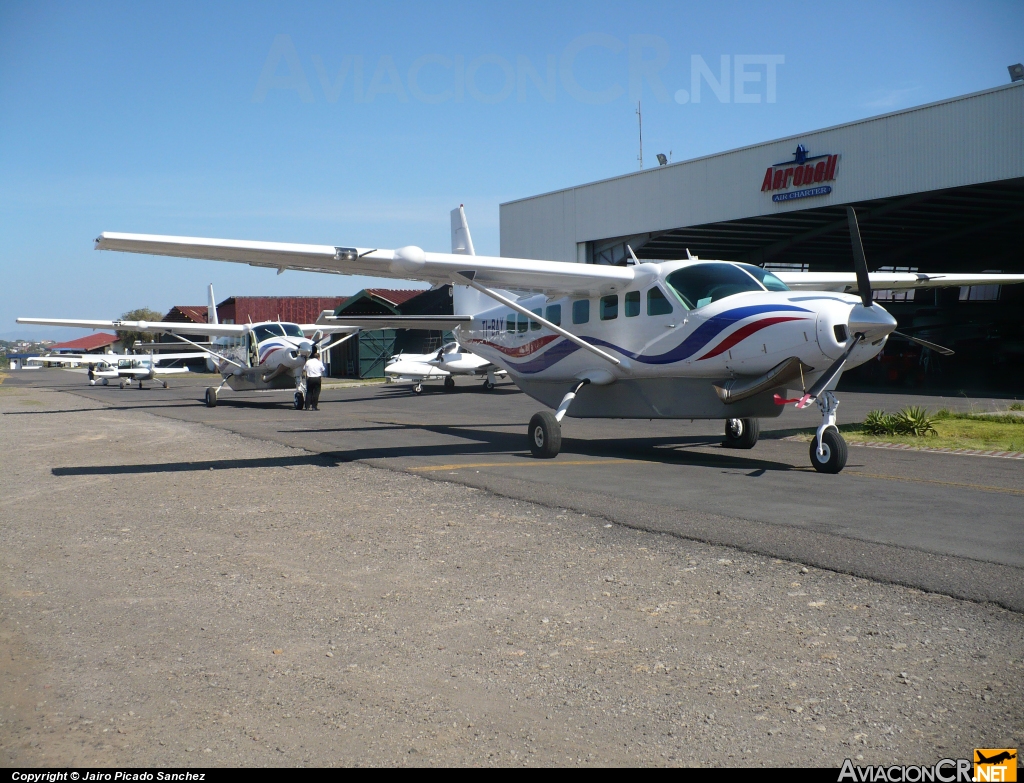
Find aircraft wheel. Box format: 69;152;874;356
483;380;495;390
205;387;218;408
723;417;759;449
102;378;108;386
444;376;455;390
89;379;97;386
414;383;423;394
119;380;126;389
162;380;169;389
293;391;304;410
528;411;561;459
809;429;847;474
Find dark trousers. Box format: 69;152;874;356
305;377;322;409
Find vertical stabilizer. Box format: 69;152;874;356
207;284;218;325
206;284;219;373
450;205;504;314
450;205;475;256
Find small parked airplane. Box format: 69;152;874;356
88;208;1024;473
28;350;207;388
385;341;507;393
19;285;359;408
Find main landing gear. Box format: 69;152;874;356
413;383;423;394
482;369;497;391
293;390;304;410
527;379;589;459
723;418;759;449
809;391;847;474
444;376;455;391
205;387;218;408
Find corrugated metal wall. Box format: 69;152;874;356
500;83;1024;262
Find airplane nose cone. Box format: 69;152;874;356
297;339;313;357
848;303;897;343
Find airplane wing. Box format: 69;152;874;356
776;271;1024;292
316;314;472;330
17;317;247;337
95;233;636;296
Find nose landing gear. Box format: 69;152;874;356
723;418;760;449
809;391;847;474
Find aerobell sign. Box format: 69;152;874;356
761;144;839;202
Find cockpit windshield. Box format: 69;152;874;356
281;323;304;338
738;264;790;292
665;262;766;310
252;324;285;342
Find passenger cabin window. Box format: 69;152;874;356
665;262;767;310
545;304;561;326
600;295;618;320
624;291;640;317
738;264;790;292
647;287;673;316
517;313;528;334
572;299;590;324
530;308;542;331
506;313;516;333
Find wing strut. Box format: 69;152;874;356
453;272;626;370
162;331;244;369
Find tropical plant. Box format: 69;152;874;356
863;409;894;435
892;406;937;436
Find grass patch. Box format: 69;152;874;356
790;407;1024;452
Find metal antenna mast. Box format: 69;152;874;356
636;100;643;170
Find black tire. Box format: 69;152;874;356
809;429;848;474
119;380;126;389
414;383;423;394
162;380;169;389
293;391;304;410
205;387;218;408
483;380;495;390
723;417;759;449
528;411;561;459
444;376;455;390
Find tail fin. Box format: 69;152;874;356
206;284;219;373
450;205;475;255
207;284;218;325
450;205;502;314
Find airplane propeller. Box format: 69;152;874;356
798;207;952;407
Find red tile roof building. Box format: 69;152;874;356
216;297;347;325
50;333;120;353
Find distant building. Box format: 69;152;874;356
50;333;121;354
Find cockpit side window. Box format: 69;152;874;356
738;264;790;292
665;263;766;310
281;324;304;338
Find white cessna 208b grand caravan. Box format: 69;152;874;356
85;207;1024;474
20;285;359;409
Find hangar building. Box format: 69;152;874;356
500;82;1024;393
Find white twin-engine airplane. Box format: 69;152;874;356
28;351;208;388
385;341;508;393
19;285;359;409
88;207;1024;473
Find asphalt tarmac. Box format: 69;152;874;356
10;369;1024;612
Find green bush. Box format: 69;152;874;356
1010;402;1024;412
861;407;936;437
864;409;894;435
892;406;937;436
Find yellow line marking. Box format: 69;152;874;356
848;471;1024;497
410;459;632;472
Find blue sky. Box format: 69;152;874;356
2;0;1022;338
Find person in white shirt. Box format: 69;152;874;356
302;347;326;411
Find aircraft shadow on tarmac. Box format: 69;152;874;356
52;453;341;476
277;419;805;473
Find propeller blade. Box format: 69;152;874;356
891;330;955;356
800;334;863;406
846;206;873;308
